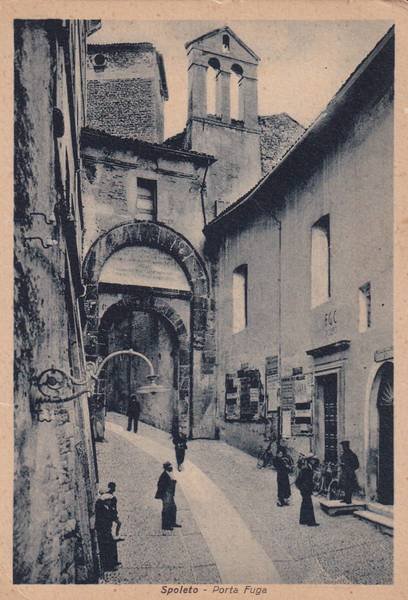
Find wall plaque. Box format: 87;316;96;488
99;246;190;290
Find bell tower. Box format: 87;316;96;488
185;26;261;214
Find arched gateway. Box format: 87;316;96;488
82;221;215;438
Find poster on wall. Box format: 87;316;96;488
265;355;279;412
225;374;240;421
281;409;292;439
225;368;264;421
293;373;313;435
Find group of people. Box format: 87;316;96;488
95;432;188;575
273;440;359;527
97;394;359;573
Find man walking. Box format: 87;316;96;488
155;461;182;532
339;440;359;504
172;431;188;471
127;393;141;433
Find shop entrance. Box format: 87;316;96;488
377;362;393;505
315;373;338;463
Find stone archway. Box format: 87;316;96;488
98;296;191;427
82;220;210;362
367;361;394;504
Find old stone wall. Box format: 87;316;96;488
87;44;166;143
14;20;98;583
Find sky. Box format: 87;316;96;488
91;20;392;140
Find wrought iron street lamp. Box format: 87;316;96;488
32;348;168;422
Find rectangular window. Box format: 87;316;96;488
136;178;156;221
232;264;248;333
359;282;371;332
311;214;330;307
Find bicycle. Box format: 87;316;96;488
256;444;275;469
312;460;344;500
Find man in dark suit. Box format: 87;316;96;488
155;461;182;532
127;393;141;433
339;440;359;504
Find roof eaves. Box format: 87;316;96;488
185;25;260;62
81;127;215;164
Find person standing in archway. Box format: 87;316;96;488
127;393;141;433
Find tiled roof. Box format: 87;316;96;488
81;127;215;164
163;129;187;150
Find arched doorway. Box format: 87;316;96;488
377;362;394;505
368;361;394;505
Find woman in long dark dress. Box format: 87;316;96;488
295;455;320;526
274;447;292;506
95;483;121;571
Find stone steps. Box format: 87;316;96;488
319;499;366;516
353;510;393;536
367;502;393;520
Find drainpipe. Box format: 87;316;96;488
271;212;282;446
200;160;210;227
253;195;282;444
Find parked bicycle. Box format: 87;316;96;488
311;459;344;500
256;439;275;469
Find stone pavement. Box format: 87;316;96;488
96;412;393;585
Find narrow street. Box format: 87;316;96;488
97;412;392;585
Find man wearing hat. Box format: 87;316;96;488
339;440;359;504
155;461;182;532
127;393;141;433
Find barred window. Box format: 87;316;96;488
136;178;156;221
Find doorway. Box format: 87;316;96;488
315;373;338;463
377;362;393;505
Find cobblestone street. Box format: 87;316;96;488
96;413;393;585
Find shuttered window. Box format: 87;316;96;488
136;178;156;221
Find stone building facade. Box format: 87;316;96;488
14;19;101;583
81;26;301;441
205;28;394;506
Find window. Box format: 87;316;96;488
232;264;248;333
136;178;156;221
311;215;330;307
93;54;107;70
207;58;220;116
222;34;230;53
359;282;371;332
230;64;244;122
